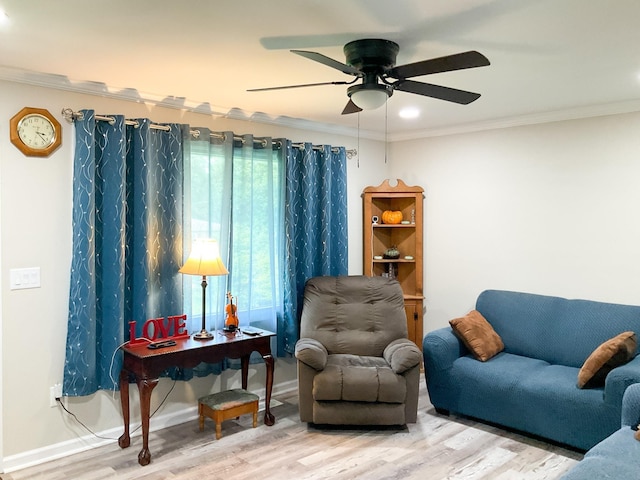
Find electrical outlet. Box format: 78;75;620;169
49;383;62;407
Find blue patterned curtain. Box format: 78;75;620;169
63;110;187;395
280;142;348;355
63;112;348;392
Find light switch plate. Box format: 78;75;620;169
10;267;41;290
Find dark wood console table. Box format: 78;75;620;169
118;329;275;466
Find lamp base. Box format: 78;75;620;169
193;329;214;340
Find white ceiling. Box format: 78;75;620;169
2;0;640;140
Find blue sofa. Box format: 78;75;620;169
560;383;640;479
423;290;640;450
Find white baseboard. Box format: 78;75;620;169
3;380;298;473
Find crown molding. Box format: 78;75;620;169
0;65;383;141
3;65;639;144
387;100;640;141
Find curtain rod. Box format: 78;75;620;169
61;108;357;159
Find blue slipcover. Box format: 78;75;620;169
560;383;640;479
423;290;640;450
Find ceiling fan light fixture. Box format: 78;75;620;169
348;84;392;110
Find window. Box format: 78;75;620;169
183;134;283;334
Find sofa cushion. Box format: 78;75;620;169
577;331;637;388
312;354;406;403
450;310;504;361
450;352;617;450
559;427;640;479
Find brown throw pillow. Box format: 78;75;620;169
577;331;637;389
450;310;504;362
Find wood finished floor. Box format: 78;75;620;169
3;382;582;480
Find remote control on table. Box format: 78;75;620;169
147;340;177;349
242;327;262;336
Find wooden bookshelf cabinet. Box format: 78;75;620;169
362;179;424;348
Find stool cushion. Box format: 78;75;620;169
199;389;259;410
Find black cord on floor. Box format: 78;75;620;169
56;378;178;441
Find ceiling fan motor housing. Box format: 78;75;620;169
343;39;399;73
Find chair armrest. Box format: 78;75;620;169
295;338;328;371
621;383;640;427
604;355;640;407
383;339;422;374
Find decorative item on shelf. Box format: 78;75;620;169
383;245;400;259
410;209;416;225
224;291;239;332
381;210;403;224
387;263;396;279
179;239;229;340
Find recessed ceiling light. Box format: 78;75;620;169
399;107;420;119
0;8;10;26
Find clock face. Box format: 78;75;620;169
17;113;56;149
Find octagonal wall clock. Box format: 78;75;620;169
10;107;62;157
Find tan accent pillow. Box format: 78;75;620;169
450;310;504;362
577;331;637;389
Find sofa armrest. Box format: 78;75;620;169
422;327;468;372
383;339;422;374
621;383;640;427
604;355;640;407
295;338;328;371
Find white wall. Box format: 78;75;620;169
0;79;388;469
391;112;640;333
4;77;640;471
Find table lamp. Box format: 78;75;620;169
179;239;228;340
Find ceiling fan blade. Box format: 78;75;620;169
388;51;490;79
248;80;351;92
341;99;362;115
291;50;362;76
394;80;481;105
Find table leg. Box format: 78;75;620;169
136;377;159;466
263;353;275;426
118;369;130;449
241;355;249;390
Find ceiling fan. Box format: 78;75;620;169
248;38;490;115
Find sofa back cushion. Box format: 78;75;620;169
476;290;640;367
301;275;408;357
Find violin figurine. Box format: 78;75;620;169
224;291;239;332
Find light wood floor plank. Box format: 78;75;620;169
2;382;582;479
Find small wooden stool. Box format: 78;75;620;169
198;389;259;439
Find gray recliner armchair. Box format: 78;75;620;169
295;275;422;425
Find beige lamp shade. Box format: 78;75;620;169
179;239;228;276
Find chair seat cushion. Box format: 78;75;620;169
312;354;406;403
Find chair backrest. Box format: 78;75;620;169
300;275;408;357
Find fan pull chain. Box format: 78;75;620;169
384;100;388;164
357;113;360;168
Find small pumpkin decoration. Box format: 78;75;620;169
383;245;400;259
381;210;403;224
